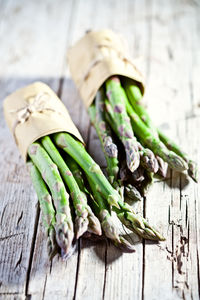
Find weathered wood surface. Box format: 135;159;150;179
0;0;199;299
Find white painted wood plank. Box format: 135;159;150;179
0;70;39;295
0;157;38;295
0;0;73;79
144;118;200;300
143;0;195;126
143;0;200;299
0;296;25;300
171;118;200;299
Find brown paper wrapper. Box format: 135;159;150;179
3;82;83;161
67;29;145;107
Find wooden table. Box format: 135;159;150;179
0;0;199;299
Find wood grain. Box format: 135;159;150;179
0;0;199;299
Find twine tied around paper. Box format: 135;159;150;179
10;92;60;144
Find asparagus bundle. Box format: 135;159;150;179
87;76;197;204
66;30;197;260
26;132;165;259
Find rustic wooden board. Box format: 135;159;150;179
0;0;199;299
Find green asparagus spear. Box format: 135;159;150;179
53;132;122;208
28;142;74;258
64;155;102;236
105;76;140;172
27;161;58;258
123;80;158;137
158;130;198;182
88;89;119;184
122;80;168;176
124;97;188;172
87;175;136;252
64;156;87;193
41;136;89;239
105;100;158;174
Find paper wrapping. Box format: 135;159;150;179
3;82;83;161
67;29;145;107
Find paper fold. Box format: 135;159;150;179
67;29;145;107
3;82;83;161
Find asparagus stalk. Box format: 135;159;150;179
41;136;89;239
105;100;158;174
27;161;58;258
28;142;74;258
123;80;168;177
158;130;198;182
123;80;195;178
105;76;140;172
124;97;188;172
123;80;158;137
64;155;102;236
88;89;119;184
53;132;122;208
86;175;136;252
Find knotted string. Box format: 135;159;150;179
10;92;60;144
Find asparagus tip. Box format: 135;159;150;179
47;227;59;259
126;150;140;173
107;195;120;208
117;236;136;253
88;214;102;236
142;218;165;241
61;242;77;260
56;222;74;257
188;160;198;183
75;216;89;239
168;151;188;172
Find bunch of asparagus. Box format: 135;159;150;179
27;131;165;259
88;76;198;202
